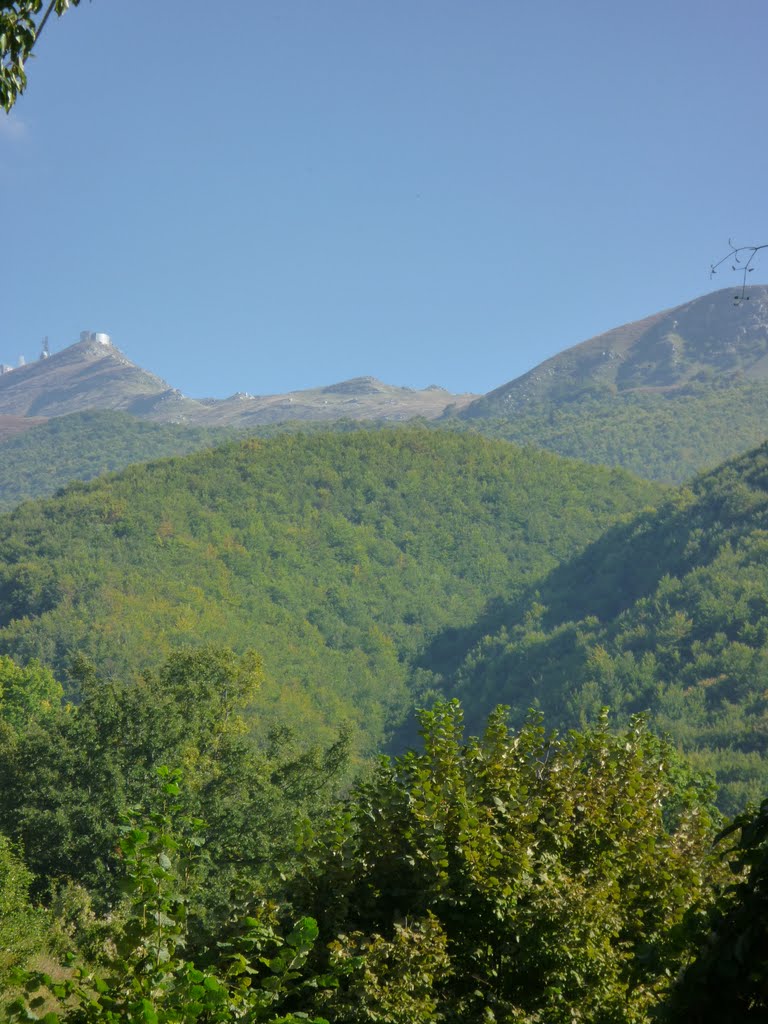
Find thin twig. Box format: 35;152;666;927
710;240;768;304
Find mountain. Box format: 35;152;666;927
0;335;174;419
451;286;768;482
0;428;660;754
6;286;768;504
464;285;768;415
422;439;768;813
0;333;475;429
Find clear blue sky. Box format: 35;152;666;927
1;0;766;398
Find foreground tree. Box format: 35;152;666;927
0;698;734;1022
7;767;338;1023
665;796;768;1023
300;701;725;1023
1;0;83;110
0;647;349;923
0;832;45;991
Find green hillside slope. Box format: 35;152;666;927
457;380;768;483
433;441;768;812
0;429;659;754
451;287;768;483
463;286;768;416
0;410;231;510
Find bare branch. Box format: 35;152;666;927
32;1;59;52
710;240;768;304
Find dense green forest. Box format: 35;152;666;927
0;410;375;511
0;412;231;511
3;376;768;511
452;379;768;483
2;428;768;1019
412;440;768;813
2;675;764;1022
0;429;658;754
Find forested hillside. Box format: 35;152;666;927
0;429;659;753
422;440;768;812
448;286;768;482
0;411;231;511
5;384;768;512
0;409;372;511
457;379;768;483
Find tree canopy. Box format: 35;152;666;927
0;646;350;920
0;0;82;111
1;698;734;1023
421;440;768;813
0;428;659;756
298;701;723;1023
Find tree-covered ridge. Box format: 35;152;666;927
450;379;768;483
430;440;768;813
0;411;234;511
0;429;660;754
0;408;373;512
5;363;768;509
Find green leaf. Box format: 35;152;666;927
139;1000;159;1024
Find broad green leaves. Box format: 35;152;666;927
0;647;349;909
666;796;768;1022
6;767;335;1023
1;1;82;111
301;702;724;1023
0;698;744;1022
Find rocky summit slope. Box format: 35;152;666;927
0;336;172;419
0;334;475;430
462;285;768;417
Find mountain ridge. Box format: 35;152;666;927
5;285;768;487
0;335;476;429
461;285;768;417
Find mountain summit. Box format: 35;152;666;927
462;285;768;417
0;332;173;419
0;333;476;427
